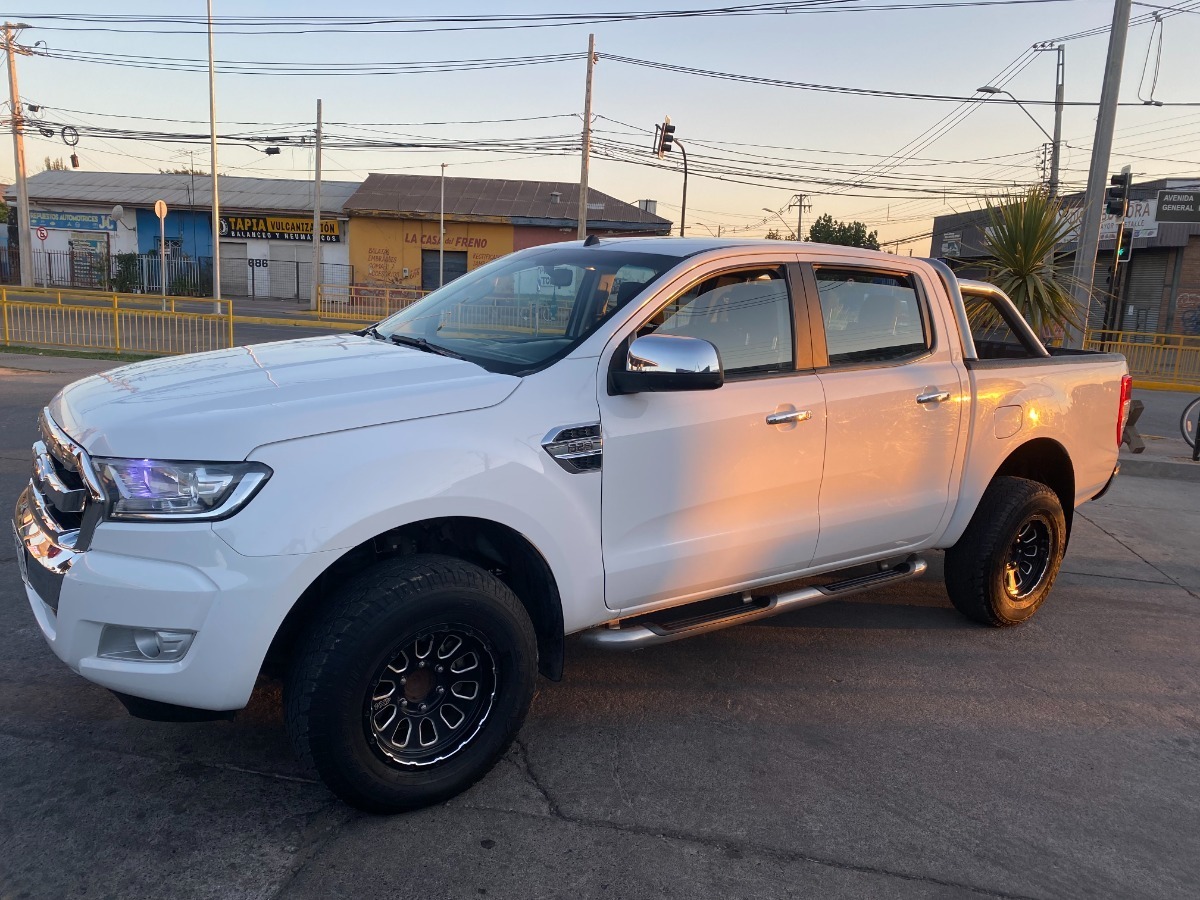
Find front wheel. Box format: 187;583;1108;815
285;554;538;813
944;476;1067;627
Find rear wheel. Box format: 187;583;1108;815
944;476;1067;627
285;554;538;813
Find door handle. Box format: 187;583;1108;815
916;391;951;404
766;409;813;425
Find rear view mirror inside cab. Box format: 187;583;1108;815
549;267;574;288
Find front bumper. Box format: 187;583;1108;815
13;479;336;712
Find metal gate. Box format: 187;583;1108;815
1121;253;1167;333
422;250;467;292
220;241;248;295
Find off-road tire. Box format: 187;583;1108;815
285;554;538;813
944;476;1067;627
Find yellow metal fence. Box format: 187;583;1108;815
1;288;235;356
317;284;428;322
1084;329;1200;387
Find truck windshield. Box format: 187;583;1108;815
374;245;678;374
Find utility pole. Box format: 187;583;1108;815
1066;0;1132;347
789;193;811;241
207;0;222;314
310;98;322;311
1048;44;1065;197
577;33;596;240
4;22;33;287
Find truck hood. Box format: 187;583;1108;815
50;334;520;460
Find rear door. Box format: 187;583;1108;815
803;261;964;567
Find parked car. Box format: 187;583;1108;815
13;238;1130;812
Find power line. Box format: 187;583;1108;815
10;1;1083;35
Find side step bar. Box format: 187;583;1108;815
579;555;927;650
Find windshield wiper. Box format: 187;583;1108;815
363;324;385;340
387;333;466;360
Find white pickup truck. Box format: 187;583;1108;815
14;238;1129;812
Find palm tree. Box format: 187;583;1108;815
973;187;1085;341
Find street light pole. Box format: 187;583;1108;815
310;98;322;311
577;34;596;240
439;163;446;288
676;139;688;237
978;43;1064;196
762;207;795;240
1049;44;1065;197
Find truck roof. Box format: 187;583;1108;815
572;235;919;263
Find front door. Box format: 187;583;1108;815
806;263;964;567
600;262;827;612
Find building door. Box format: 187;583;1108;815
221;241;248;296
422;249;467;292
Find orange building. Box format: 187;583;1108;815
344;174;671;292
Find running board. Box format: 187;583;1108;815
579;555;928;650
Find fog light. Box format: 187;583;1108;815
99;626;195;662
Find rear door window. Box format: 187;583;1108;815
814;268;929;366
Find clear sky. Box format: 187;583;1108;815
4;1;1199;253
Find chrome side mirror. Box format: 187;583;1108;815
609;334;724;394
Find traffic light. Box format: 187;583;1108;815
657;117;676;159
1105;165;1132;217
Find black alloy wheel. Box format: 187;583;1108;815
366;625;498;768
945;476;1067;627
286;554;538;813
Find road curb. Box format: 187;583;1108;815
1119;455;1200;482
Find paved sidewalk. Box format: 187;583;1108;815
1122;389;1200;481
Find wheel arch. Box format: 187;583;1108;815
264;516;565;683
943;437;1076;548
992;437;1075;535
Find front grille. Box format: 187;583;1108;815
34;409;101;547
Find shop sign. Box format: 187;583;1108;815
1098;198;1158;239
219;215;341;242
29;210;117;232
1058;198;1158;244
940;231;961;255
1156;190;1200;224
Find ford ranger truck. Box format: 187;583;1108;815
12;238;1130;813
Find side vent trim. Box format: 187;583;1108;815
542;423;603;474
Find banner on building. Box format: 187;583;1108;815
1059;198;1158;243
30;211;117;232
219;215;342;242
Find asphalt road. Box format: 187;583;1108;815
1;360;1198;900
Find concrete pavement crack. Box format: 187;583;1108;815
459;800;1048;900
504;739;1042;900
1076;509;1200;601
266;805;360;900
512;737;563;819
1059;570;1172;586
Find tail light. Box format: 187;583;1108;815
1117;374;1133;447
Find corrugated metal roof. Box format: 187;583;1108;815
7;171;358;216
343;173;671;230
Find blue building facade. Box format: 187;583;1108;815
135;208;213;259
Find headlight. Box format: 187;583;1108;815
93;458;272;521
